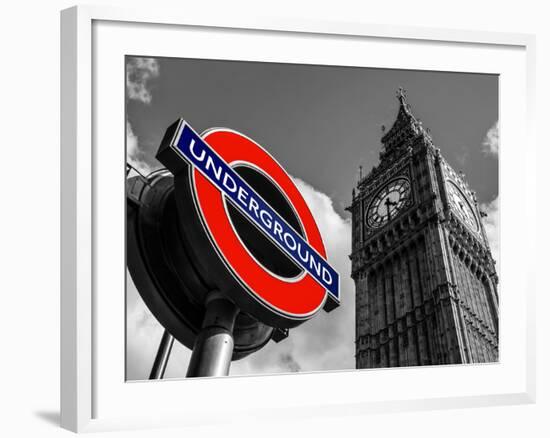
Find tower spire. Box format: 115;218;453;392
396;86;407;106
379;87;418;161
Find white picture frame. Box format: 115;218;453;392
60;4;536;433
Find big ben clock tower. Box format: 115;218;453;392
350;89;499;368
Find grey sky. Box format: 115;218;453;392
128;57;498;212
126;56;498;380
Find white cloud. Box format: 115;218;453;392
127;121;153;175
126;177;355;379
482;121;499;156
126;271;193;380
126;57;159;104
481;196;499;273
125;274;166;380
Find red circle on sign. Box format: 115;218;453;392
192;129;327;319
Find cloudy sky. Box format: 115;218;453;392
126;56;499;380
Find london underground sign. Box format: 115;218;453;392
157;119;340;327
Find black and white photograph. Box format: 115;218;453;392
3;0;547;436
125;56;499;380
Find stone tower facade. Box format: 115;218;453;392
350;89;499;368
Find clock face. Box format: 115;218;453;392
366;178;412;228
446;181;479;232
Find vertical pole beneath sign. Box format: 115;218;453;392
149;330;174;379
186;292;239;378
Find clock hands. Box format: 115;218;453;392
367;179;411;229
448;184;479;232
384;196;398;221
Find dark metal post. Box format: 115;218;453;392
186;292;239;377
149;330;175;379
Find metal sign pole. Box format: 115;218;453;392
149;330;175;379
186;292;239;378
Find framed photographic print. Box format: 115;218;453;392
61;5;536;433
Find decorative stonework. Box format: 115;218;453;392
352;90;499;368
